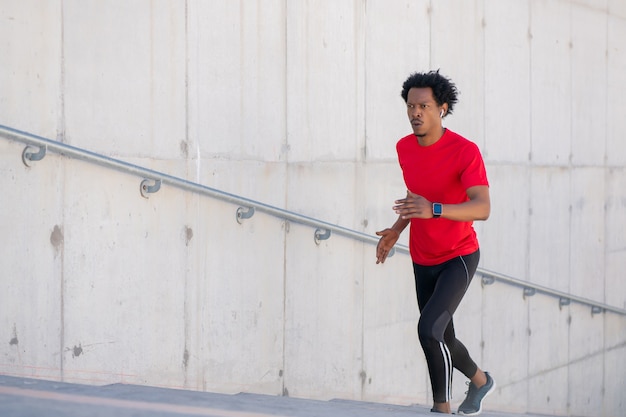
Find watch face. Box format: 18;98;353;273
433;203;442;216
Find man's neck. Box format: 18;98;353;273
416;127;446;147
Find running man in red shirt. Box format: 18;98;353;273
376;70;495;415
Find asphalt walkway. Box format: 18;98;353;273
0;375;549;417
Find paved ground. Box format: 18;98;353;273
0;375;548;417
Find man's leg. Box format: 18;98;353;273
413;251;480;413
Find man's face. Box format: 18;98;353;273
406;87;443;138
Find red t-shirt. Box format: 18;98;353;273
396;129;489;266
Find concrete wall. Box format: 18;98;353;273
1;1;625;416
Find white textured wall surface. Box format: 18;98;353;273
1;1;625;416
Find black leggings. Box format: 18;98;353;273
413;250;480;403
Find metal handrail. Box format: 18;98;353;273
1;124;625;316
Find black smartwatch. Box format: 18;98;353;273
432;203;443;218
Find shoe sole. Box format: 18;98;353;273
457;378;496;416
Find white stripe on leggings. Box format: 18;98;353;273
459;255;470;289
438;341;453;402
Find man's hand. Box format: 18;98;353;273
375;228;400;264
393;191;432;219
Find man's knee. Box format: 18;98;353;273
418;312;451;344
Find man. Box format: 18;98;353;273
375;70;495;415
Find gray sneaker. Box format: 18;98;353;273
457;372;496;416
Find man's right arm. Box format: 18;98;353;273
375;216;410;264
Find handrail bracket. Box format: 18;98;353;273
523;287;536;299
314;228;331;245
140;179;161;198
481;275;495;287
591;306;604;315
236;206;255;224
22;145;47;167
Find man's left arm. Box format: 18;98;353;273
438;185;490;221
